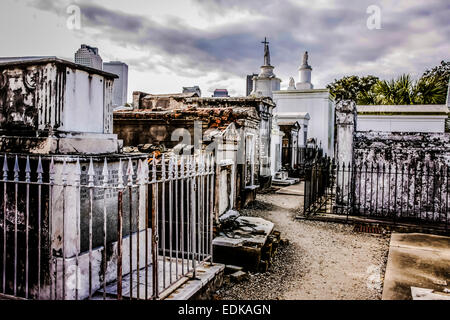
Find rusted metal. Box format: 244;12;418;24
127;158;134;300
102;158;109;300
117;157;125;301
88;158;94;300
0;152;216;300
25;157;30;299
49;157;55;300
2;155;7;294
191;156;197;279
75;159;81;301
37;157;43;299
144;158;149;300
136;160;141;300
128;198;133;298
13;156;18;297
186;159;191;274
208;155;214;264
174;156;179;279
161;154;166;289
151;154;159;299
168;157;173;285
117;190;123;300
180;156;185;275
61;159;68;300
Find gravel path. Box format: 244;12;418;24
216;185;391;300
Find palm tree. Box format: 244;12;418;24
371;74;447;105
412;75;448;104
328;61;449;105
372;78;399;104
394;74;414;104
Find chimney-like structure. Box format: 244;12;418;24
250;37;281;98
297;51;313;90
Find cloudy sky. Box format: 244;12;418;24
1;0;449;100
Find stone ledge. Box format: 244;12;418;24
165;263;225;300
0;135;122;155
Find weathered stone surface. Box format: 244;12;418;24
165;263;225;300
213;217;277;271
114;95;275;213
0;58;117;136
0;135;121;155
354;131;450;165
382;233;450;300
218;210;240;225
335;100;357;203
336;100;357;125
230;270;249;283
353;131;450;222
224;265;243;275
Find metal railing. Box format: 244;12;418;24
303;157;334;215
0;153;215;300
302;159;449;229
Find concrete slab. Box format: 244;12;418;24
382;233;450;300
275;182;304;196
212;216;275;248
411;287;450;300
272;178;299;186
212;216;275;271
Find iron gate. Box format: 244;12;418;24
0;153;215;300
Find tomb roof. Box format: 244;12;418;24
0;56;118;79
357;104;448;116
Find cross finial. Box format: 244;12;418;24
261;37;271;66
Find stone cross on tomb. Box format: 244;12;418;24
262;37;271;66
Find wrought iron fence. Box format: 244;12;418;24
297;146;323;168
303;159;450;229
295;146;325;178
0;153;215;300
303;157;334;215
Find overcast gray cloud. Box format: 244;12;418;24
12;0;450;95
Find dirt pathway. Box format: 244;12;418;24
217;183;391;300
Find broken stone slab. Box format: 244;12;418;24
218;210;240;225
213;217;275;271
225;265;243;275
411;287;450;300
230;271;249;283
213;217;274;248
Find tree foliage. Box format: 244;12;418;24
327;61;449;105
422;60;450;84
326;75;379;104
